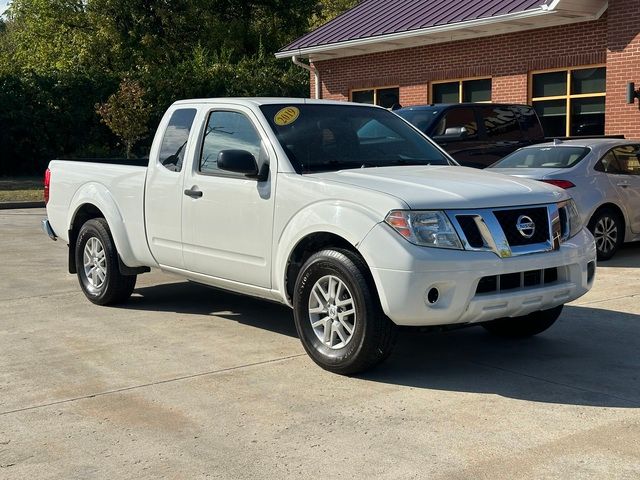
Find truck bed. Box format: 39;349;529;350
46;159;153;267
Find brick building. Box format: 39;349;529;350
277;0;640;139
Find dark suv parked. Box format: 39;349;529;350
396;104;545;168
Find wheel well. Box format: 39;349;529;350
68;204;105;273
590;203;626;232
285;232;365;303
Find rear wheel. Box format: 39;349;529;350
292;249;397;375
481;305;563;338
75;218;136;305
588;208;623;261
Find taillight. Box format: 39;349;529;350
44;168;51;204
542;179;575;189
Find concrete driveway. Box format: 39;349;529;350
1;208;639;479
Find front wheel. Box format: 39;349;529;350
292;249;397;375
481;305;563;338
75;218;136;305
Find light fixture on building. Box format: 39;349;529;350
626;82;640;109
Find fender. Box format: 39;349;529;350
272;199;382;303
67;182;154;268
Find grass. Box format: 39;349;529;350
0;177;44;202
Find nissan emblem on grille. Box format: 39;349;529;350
516;215;536;239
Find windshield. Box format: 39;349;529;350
491;146;590;169
260;104;452;174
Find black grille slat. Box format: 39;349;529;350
456;215;484;248
475;267;559;295
494;207;550;247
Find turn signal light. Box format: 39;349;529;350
44;168;51;204
542;179;575;189
385;211;412;238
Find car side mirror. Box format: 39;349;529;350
432;126;469;142
217;150;260;178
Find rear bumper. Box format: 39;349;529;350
42;218;57;241
359;224;597;327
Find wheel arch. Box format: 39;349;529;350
283;231;374;305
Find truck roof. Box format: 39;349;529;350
172;97;376;108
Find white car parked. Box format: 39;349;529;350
43;99;596;374
489;139;640;260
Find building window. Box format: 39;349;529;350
351;87;400;109
431;78;492;104
530;66;606;137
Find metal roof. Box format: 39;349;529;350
280;0;549;54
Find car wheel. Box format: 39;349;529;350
75;218;136;305
481;305;563;338
292;249;397;375
588;208;623;261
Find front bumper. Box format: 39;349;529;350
359;223;596;327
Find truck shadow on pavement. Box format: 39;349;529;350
125;281;298;338
364;305;640;408
126;282;639;408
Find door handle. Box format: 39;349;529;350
617;182;629;188
184;187;203;198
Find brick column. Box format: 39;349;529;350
606;0;640;139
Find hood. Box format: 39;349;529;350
310;166;568;210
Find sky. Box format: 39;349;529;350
0;1;9;17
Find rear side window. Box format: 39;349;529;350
481;106;521;141
432;108;478;138
159;109;197;172
611;145;640;175
513;106;545;141
199;111;263;176
492;146;590;169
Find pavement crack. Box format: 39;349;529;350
574;293;640;307
0;353;307;417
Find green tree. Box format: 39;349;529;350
311;0;359;28
96;78;152;158
0;0;342;174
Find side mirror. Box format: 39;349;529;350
432;126;469;142
217;150;259;178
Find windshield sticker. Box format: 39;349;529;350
274;107;300;126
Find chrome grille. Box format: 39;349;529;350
448;202;569;258
493;207;550;246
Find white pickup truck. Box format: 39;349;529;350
43;98;597;374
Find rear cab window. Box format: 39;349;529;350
158;109;198;172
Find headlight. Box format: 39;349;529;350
385;210;463;249
560;199;582;241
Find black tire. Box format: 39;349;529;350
75;218;136;305
588;208;623;261
481;305;563;338
292;249;397;375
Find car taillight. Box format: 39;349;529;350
44;168;51;204
542;179;575;189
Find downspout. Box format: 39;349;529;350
292;55;321;99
